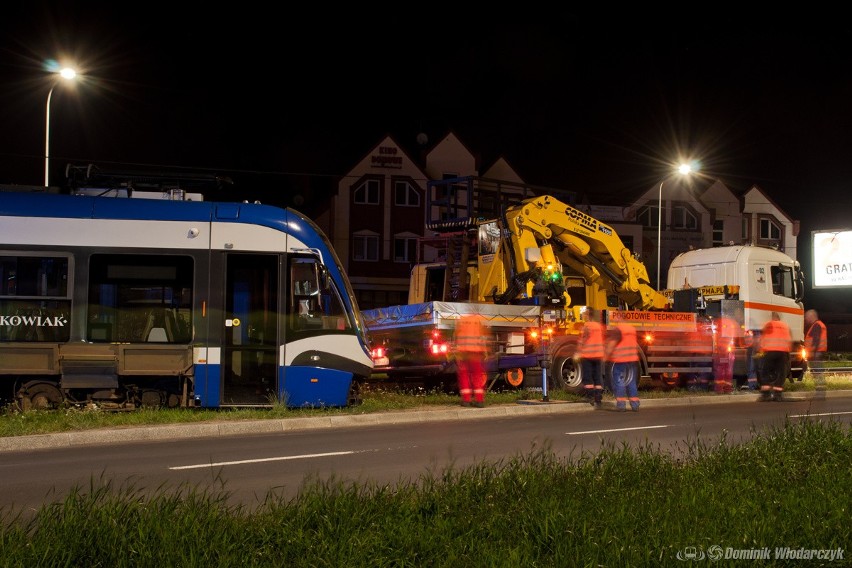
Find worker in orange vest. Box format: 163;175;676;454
713;315;741;393
758;312;793;402
742;329;759;391
453;313;489;407
684;323;714;392
605;322;640;412
576;308;605;408
804;309;828;388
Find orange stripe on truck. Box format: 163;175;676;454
743;302;804;316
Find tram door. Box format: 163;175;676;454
222;253;279;405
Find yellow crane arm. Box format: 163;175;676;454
501;195;670;310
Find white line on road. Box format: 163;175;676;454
568;425;671;436
169;450;357;470
789;411;852;418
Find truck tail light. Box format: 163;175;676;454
430;342;449;355
371;346;386;359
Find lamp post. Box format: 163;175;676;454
45;66;77;187
656;163;692;290
656;179;665;290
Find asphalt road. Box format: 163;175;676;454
1;390;850;518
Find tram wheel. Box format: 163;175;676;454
22;384;64;410
140;390;163;408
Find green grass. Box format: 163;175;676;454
1;373;850;439
0;386;588;438
1;419;850;566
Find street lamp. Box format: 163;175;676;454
45;66;78;187
656;163;693;290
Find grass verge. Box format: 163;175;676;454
1;419;849;566
1;373;849;439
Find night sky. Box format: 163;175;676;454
1;8;851;313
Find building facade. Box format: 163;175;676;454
316;132;799;310
623;179;799;289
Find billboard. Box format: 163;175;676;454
812;229;852;288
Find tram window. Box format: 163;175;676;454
0;255;68;298
289;258;351;333
0;254;71;342
87;254;193;343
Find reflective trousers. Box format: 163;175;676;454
456;353;486;403
611;361;639;411
581;358;604;403
760;351;789;392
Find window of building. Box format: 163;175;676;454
637;205;660;229
353;232;379;262
433;173;461;201
760;218;781;241
393;234;418;263
713;220;724;246
436;173;468;220
394;180;420;207
672;205;698;230
434;179;454;202
356;289;407;311
354;179;380;205
742;218;749;241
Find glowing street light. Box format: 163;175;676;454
45;66;78;187
656;163;693;290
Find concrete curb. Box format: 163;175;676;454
1;389;849;453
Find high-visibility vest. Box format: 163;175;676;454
609;324;639;363
715;317;740;353
454;315;487;353
805;320;827;353
683;326;714;355
760;320;792;353
579;321;605;359
717;317;741;339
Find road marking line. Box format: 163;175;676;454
169;450;355;470
567;425;671;435
789;411;852;418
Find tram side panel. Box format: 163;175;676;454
1;196;371;410
1;213;203;409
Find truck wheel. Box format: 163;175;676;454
656;368;684;389
505;368;524;388
550;356;583;394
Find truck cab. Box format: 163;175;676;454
665;245;806;381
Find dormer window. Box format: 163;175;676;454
354;179;380;205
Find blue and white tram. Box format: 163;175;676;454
0;191;373;409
